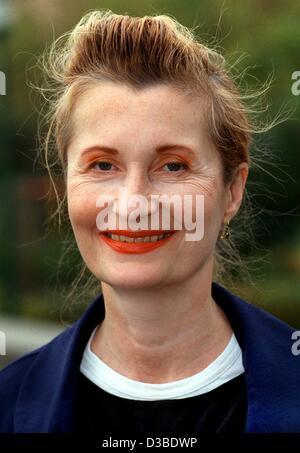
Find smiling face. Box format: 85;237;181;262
66;81;247;289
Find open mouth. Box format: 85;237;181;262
103;232;173;243
99;230;177;254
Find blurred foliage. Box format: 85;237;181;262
0;0;299;325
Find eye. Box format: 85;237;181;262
88;160;187;173
162;162;188;172
91;161;114;171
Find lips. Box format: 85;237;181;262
100;230;175;238
98;230;177;254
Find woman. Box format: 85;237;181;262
0;10;299;434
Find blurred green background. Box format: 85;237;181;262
0;0;299;327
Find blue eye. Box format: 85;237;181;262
93;162;113;171
90;161;187;172
163;162;187;172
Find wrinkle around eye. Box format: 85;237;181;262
67;161;221;195
67;174;108;194
176;173;219;197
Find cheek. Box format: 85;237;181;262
67;183;100;233
189;180;224;227
203;190;225;240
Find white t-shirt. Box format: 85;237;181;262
80;326;244;401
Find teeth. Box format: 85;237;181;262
124;236;134;243
105;233;173;243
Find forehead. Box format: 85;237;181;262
68;81;212;152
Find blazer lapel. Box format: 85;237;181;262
212;282;300;432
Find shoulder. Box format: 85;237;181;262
0;294;103;432
212;281;297;334
213;282;300;432
0;326;74;432
0;349;40;431
213;281;299;372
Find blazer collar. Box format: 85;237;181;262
15;282;299;432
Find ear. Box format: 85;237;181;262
223;163;249;222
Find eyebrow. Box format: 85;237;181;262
80;144;196;157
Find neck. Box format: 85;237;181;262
91;261;233;383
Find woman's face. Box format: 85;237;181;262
66;81;247;289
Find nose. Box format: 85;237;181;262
124;168;150;198
112;169;159;226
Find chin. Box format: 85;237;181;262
97;265;169;290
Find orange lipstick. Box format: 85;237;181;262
99;230;177;254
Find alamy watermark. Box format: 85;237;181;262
1;71;8;356
0;71;6;95
291;71;300;96
291;331;300;356
96;187;205;241
0;330;6;355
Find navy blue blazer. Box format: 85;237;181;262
0;281;299;433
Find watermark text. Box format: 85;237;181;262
0;71;6;95
96;187;205;241
291;71;300;96
0;330;6;355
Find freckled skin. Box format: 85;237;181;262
66;81;248;290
